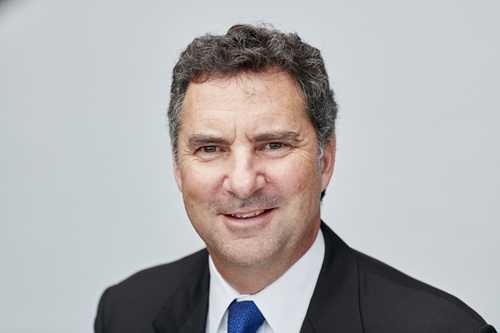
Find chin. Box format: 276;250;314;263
215;237;281;268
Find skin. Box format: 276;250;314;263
173;71;336;294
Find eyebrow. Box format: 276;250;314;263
186;134;229;150
252;131;301;143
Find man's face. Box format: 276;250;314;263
174;71;335;273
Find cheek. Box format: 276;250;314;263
181;166;221;200
290;174;307;192
267;159;318;193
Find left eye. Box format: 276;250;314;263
264;142;284;150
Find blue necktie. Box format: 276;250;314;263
227;300;265;333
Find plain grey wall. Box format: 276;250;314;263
0;0;498;332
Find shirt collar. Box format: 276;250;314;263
207;229;325;333
207;255;239;333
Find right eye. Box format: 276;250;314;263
199;146;219;153
194;145;225;161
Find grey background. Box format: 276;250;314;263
0;0;498;332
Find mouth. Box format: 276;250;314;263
224;208;273;219
229;209;266;219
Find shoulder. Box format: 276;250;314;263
95;249;208;333
353;250;493;333
105;248;208;300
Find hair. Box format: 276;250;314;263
168;23;338;199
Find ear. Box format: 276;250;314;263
320;134;336;192
172;152;183;192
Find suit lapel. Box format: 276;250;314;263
300;223;365;333
153;250;210;333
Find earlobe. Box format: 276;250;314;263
320;134;336;191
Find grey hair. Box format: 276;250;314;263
167;24;338;199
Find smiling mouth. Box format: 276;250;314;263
228;209;269;219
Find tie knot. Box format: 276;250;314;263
228;300;265;333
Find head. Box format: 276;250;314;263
168;24;337;200
168;24;338;292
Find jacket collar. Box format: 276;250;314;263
153;249;210;333
300;222;364;333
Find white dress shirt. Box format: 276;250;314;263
206;229;325;333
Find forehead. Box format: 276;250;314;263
180;71;307;126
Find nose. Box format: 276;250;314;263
222;150;266;199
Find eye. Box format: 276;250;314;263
194;145;225;161
264;142;284;150
199;146;219;153
258;142;290;158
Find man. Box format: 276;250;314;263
95;24;496;333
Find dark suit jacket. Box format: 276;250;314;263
95;223;496;333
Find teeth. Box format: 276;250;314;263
230;210;265;218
